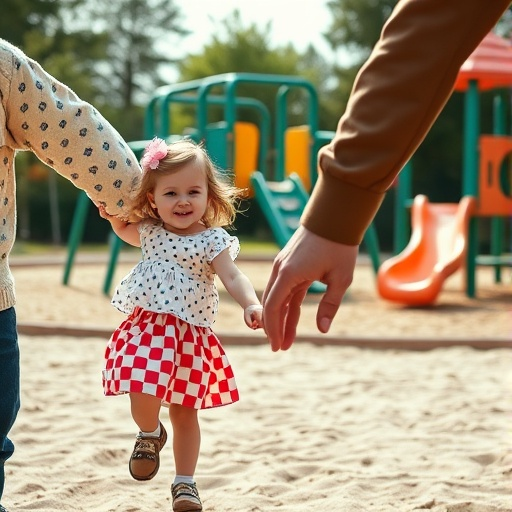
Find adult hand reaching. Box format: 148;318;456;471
262;226;359;352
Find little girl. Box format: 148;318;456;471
99;138;263;512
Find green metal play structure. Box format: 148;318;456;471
63;59;511;302
63;73;381;294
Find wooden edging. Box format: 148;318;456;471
16;323;511;351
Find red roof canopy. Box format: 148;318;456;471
454;32;512;92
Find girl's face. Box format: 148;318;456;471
147;161;209;234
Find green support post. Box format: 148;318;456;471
462;80;479;298
363;223;381;274
394;161;412;254
62;191;89;285
491;93;506;283
103;233;123;295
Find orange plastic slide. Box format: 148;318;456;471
377;195;476;306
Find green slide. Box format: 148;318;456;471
250;171;381;294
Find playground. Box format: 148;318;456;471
62;34;511;308
6;31;511;512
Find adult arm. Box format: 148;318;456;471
263;226;358;351
304;0;510;245
263;0;510;350
1;39;141;220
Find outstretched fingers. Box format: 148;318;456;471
280;285;309;350
263;263;311;351
262;226;359;351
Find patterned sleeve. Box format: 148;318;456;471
137;218;157;236
206;228;240;263
2;41;141;219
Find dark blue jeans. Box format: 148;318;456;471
0;308;19;503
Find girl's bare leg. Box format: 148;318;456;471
169;404;200;476
128;393;167;482
130;392;162;431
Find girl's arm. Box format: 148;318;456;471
98;205;141;247
212;249;263;330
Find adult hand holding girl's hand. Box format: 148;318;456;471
97;204;112;220
96;203;141;247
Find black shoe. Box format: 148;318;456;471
0;505;9;512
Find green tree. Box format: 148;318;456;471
53;0;190;142
0;0;61;48
24;28;109;102
75;0;188;110
0;0;109;108
175;11;334;133
323;0;398;118
496;5;512;36
325;0;398;64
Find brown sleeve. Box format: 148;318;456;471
301;0;511;245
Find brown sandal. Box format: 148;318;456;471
171;482;202;511
129;422;167;481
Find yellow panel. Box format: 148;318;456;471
285;125;311;190
233;122;260;195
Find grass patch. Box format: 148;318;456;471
12;237;279;257
238;237;279;255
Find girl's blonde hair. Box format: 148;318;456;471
132;139;245;228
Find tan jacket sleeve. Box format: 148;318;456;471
2;40;141;220
302;0;511;245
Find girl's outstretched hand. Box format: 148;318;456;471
96;204;142;248
244;304;264;330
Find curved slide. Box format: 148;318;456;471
377;195;476;306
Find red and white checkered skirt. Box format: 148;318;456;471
103;307;239;409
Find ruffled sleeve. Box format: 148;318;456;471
138;218;158;236
206;228;240;263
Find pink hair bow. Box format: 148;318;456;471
141;137;168;171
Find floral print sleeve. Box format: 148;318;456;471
2;40;141;219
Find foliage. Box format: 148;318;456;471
72;0;188;110
495;5;512;37
325;0;398;65
173;11;335;134
0;0;61;48
0;0;104;102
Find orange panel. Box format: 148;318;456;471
478;135;512;216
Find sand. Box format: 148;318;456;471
10;252;512;344
3;252;512;511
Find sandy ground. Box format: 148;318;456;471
11;252;512;344
3;252;511;511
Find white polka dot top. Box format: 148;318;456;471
111;220;240;327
